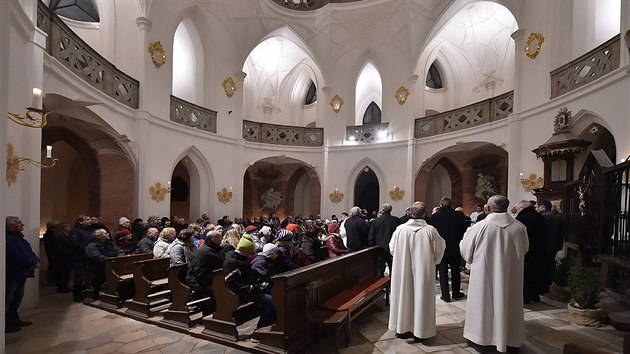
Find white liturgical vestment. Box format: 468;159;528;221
388;218;445;339
460;212;529;352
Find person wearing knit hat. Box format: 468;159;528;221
251;243;282;284
245;225;258;234
324;223;351;258
223;233;277;342
118;217;131;226
276;229;294;242
261;243;279;257
259;225;272;236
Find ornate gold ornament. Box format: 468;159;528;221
329;189;344;204
149;182;170;202
217;187;233;204
389;186;405;202
519;173;544;193
222;77;237;98
394;86;410;105
330;94;344;113
524;33;544;59
6;143;58;186
148;41;167;68
589;124;599;134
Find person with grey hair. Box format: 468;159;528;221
85;229;124;296
344;206;370;251
460;195;529;353
186;230;223;315
368;203;400;276
388;202;446;343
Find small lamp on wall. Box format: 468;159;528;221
6;143;58;186
330;95;344;113
8;88;50;128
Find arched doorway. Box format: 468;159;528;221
354;166;379;215
170;160;191;222
243;157;320;221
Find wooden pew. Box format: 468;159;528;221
161;263;210;329
202;269;261;341
125;257;171;320
254;246;387;354
98;253;153;310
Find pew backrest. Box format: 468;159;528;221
211;269;240;321
104;253;153;295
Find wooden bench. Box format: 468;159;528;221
98;253;153;310
161;263;211;329
254;246;387;353
125;257;172;320
202;269;261;341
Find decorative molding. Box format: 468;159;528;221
330;94;344;113
223;77;237;98
525;32;544;59
149;182;170;202
395;86;410;105
519;173;543;193
389;186;405;202
6;143;58;187
217;187;233;204
329;189;344;204
148;41;166;68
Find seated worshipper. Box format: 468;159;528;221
223;236;276;343
114;229;136;255
84;229;124;293
254;225;272;250
220;228;241;259
188;223;204;247
251;243;283;283
137;227;159;253
274;229;310;269
324;223;351;258
153;227;176;258
244;225;263;252
300;224;325;263
170;229;197;266
131;218;147;243
186;230;223;315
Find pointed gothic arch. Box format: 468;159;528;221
171;146;214;219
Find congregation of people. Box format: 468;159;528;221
8;196;564;352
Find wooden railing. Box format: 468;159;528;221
243;120;324;146
414;91;513;138
36;1;139;108
170;95;217;133
550;35;620;99
604;160;630;259
345;122;390;143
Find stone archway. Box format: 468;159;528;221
354;166;380;215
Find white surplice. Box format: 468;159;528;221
388;218;445;339
459;212;529;352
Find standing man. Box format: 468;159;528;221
388;203;445;343
338;211;349;247
460;195;529;353
513;199;545;303
429;197;470;302
368;203;400;277
344;206;370;251
536;199;565;293
187;230;224;315
5;216;39;333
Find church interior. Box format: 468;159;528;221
2;0;630;352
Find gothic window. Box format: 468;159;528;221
305;81;317;105
49;0;100;22
426;63;443;89
362;101;381;125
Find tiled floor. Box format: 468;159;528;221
5;276;628;354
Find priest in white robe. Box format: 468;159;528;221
388;202;445;342
460;195;529;353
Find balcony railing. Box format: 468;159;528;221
243;120;323;146
414;91;513;138
345;123;390;143
550;35;620;99
170;95;217;133
37;1;139;109
270;0;361;11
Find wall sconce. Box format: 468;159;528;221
524;32;544;59
8;88;50;128
394;86;409;105
6;143;58;186
520;173;543;193
389;186;405;202
149;182;171;202
217;187;233;204
329;189;344;204
330;95;344;113
222;77;237;98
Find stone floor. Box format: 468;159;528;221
5;275;628;354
